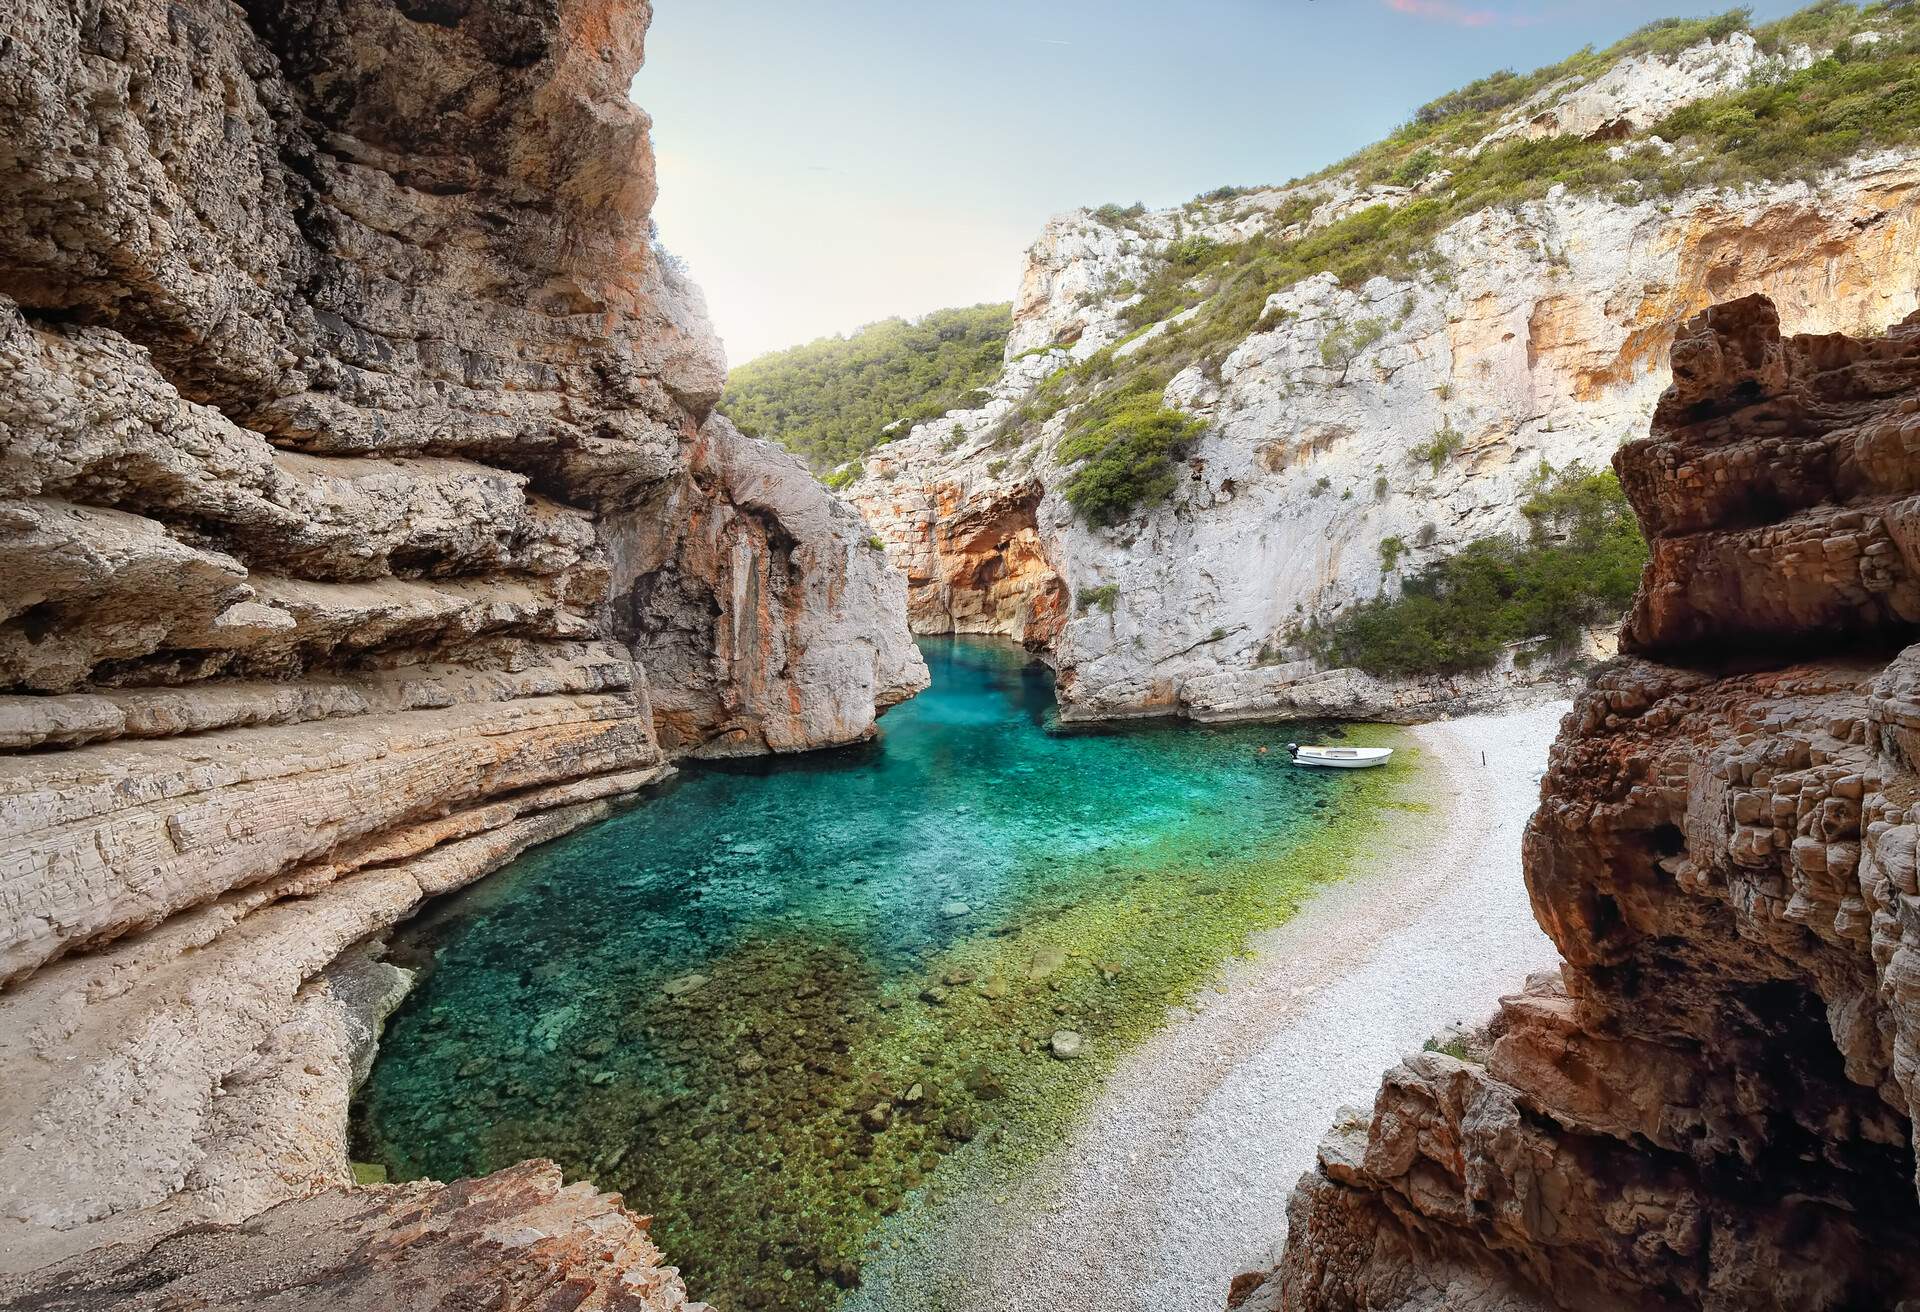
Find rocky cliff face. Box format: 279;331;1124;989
1266;295;1920;1310
0;0;920;1282
849;27;1920;722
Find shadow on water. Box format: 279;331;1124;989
351;636;1403;1311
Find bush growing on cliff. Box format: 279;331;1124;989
1055;374;1208;527
1076;583;1120;614
1410;422;1466;474
722;304;1012;473
1299;465;1645;678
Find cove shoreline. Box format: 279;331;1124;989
843;700;1568;1312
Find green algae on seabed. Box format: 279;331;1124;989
351;638;1415;1312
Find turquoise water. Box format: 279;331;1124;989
353;638;1401;1310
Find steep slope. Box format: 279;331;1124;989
848;10;1920;721
1268;295;1920;1311
0;0;922;1282
722;303;1013;475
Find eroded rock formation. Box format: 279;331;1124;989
1270;296;1920;1310
0;0;920;1282
850;469;1067;647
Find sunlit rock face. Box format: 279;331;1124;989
848;28;1920;723
850;470;1068;647
0;0;919;1280
1268;297;1920;1310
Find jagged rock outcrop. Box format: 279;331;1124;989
0;1160;708;1311
1268;296;1920;1310
0;0;921;1281
613;415;926;755
849;25;1920;722
851;463;1067;647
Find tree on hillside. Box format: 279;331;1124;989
722;304;1013;472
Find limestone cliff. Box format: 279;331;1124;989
1265;296;1920;1310
0;0;921;1283
848;21;1920;723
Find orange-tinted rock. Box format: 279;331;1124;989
1275;298;1920;1310
853;475;1067;647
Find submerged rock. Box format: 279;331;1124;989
1027;946;1068;980
662;973;710;999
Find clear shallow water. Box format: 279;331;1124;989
353;638;1403;1311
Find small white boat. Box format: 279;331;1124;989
1287;742;1392;769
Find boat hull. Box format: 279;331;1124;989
1289;746;1392;769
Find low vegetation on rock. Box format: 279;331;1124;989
1297;465;1646;677
981;3;1920;530
723;304;1012;471
1054;374;1208;527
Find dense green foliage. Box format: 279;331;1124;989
1055;372;1208;527
1298;466;1647;678
722;304;1012;472
1076;584;1120;614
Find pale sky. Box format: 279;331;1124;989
635;0;1805;366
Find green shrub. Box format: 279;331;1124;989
1318;317;1388;383
1055;374;1207;526
1076;584;1120;614
1172;236;1222;267
722;304;1011;472
1422;1035;1476;1062
866;536;886;551
1410;422;1466;473
1301;465;1646;678
1391;149;1441;188
823;462;861;491
1379;536;1408;572
1092;202;1150;230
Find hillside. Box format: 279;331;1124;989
721;303;1012;478
842;0;1920;721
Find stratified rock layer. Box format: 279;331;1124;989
0;0;921;1280
0;1160;708;1311
1272;298;1920;1310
